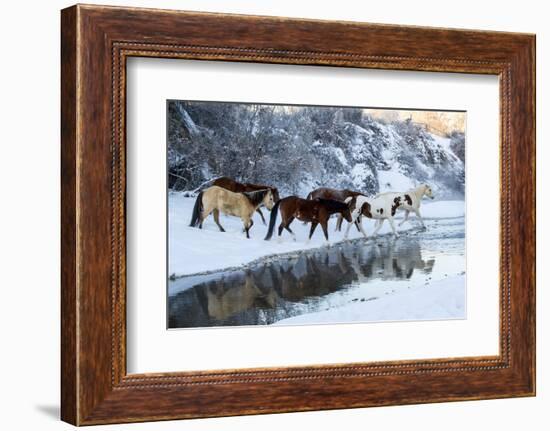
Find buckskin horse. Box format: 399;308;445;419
264;196;352;242
189;186;275;238
212;176;280;225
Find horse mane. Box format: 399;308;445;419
243;189;269;207
317;198;348;212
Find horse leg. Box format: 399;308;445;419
278;221;285;237
284;217;296;241
308;222;318;242
357;217;368;239
276;213;288;242
414;209;426;229
335;214;343;232
372;219;384;236
344;218;353;239
344;214;360;240
212;209;225;232
256;208;266;225
355;215;362;232
388;216;399;238
199;207;213;229
398;210;410;226
320;219;330;243
244;218;254;239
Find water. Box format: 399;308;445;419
168;217;465;329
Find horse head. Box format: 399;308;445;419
422;184;435;199
342;206;353;223
262;189;276;210
270;188;280;203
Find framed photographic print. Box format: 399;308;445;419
61;4;536;425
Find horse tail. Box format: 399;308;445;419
189;191;204;227
264;199;281;240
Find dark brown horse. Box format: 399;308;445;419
264;197;352;242
307;187;363;202
307;187;365;232
212;177;280;224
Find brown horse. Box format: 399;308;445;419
212;177;280;224
307;187;363;202
307;187;365;232
189;186;275;238
264;196;352;242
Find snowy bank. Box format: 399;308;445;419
419;200;464;219
274;274;465;325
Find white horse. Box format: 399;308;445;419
344;193;407;239
376;184;434;229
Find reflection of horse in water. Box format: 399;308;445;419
203;271;280;322
269;252;357;302
169;237;436;327
353;238;435;281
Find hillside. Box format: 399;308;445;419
168;101;466;199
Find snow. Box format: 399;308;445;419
274;274;465;325
381;148;394;162
332;147;348;167
420;200;464;219
168;193;465;277
351;163;369;188
170;102;465;202
378;169;416;192
431;133;452;152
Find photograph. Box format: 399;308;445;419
167;100;467;329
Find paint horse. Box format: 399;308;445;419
264;196;352;242
375;184;434;229
189;186;275;238
307;187;365;232
212;177;280;225
343;193;408;239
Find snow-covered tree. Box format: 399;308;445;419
167;101;466;199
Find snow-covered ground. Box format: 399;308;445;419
168;193;465;277
274;275;465;326
168;194;466;327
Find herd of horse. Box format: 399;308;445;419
188;176;434;241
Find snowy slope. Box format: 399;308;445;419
168;102;466;199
